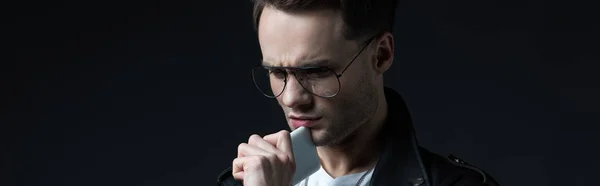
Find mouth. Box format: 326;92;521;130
289;116;321;128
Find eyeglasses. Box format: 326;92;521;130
252;35;378;98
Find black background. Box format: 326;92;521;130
6;0;599;185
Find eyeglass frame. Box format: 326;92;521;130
252;34;380;98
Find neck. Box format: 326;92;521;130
316;93;388;178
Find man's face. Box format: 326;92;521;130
258;7;379;146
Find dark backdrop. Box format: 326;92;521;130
6;0;599;185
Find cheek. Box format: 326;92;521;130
340;70;369;92
314;98;340;116
337;80;362;98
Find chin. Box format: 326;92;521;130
312;129;343;147
309;129;327;146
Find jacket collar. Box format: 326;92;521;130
370;87;429;186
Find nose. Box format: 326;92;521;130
280;74;312;109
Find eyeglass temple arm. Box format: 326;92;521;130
337;36;377;78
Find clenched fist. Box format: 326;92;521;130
232;130;296;186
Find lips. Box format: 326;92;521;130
289;115;321;128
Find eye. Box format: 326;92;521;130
304;67;331;78
269;68;287;79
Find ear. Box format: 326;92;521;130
372;32;394;74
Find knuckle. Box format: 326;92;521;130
276;153;287;160
237;143;247;154
279;130;290;136
276;153;291;163
248;134;260;143
231;159;237;168
256;155;268;164
237;143;246;150
266;153;278;161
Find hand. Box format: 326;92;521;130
232;130;296;186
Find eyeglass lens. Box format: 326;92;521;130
252;67;340;98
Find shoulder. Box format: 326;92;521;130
418;147;499;186
216;167;243;186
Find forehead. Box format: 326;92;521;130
257;7;353;67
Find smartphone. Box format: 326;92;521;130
290;127;320;185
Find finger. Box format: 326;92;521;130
262;130;285;146
248;134;279;153
237;143;271;158
232;171;244;181
264;130;293;155
232;157;247;180
233;156;271;181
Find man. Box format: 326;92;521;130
217;0;499;185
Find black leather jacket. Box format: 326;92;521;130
216;87;499;186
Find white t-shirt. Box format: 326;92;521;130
294;165;375;186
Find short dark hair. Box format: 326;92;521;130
251;0;399;41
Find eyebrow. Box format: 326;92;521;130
261;59;332;68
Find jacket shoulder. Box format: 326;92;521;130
216;167;243;186
419;147;499;186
